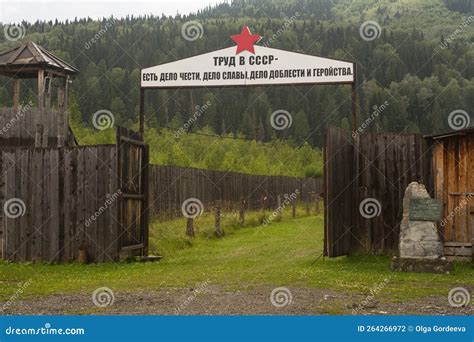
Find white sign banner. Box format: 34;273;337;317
141;46;354;88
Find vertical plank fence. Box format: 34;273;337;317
0;127;321;262
0;145;120;262
0;127;148;263
324;126;433;256
148;165;322;220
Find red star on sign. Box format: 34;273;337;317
231;26;261;55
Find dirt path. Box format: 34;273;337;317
1;286;472;316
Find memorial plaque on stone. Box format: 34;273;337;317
391;182;452;274
409;198;442;221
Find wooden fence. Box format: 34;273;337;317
148;165;322;219
0;127;149;263
0;107;76;147
0;145;120;262
324;126;433;256
0;130;321;262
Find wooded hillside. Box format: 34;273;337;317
0;0;472;148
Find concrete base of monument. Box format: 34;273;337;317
390;256;453;274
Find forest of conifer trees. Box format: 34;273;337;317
0;0;472;150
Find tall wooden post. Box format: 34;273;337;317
42;72;52;147
315;193;320;215
277;195;282;220
239;197;245;226
57;79;65;147
139;88;145;136
351;63;357;137
58;86;64;111
305;192;310;216
45;73;52;108
13;78;20;109
215;204;223;237
64;75;70;145
186;217;194;237
35;69;44;147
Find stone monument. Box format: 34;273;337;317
391;182;452;273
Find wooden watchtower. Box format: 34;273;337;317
0;41;79;147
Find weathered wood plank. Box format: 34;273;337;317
49;149;60;262
21;150;31;261
109;146;119;261
63;149;72;261
42;149;51;260
32;149;42;261
76;147;85;260
4;151;16;260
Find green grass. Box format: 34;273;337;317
0;207;473;304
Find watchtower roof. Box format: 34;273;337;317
0;41;79;78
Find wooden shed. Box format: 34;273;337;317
427;128;474;260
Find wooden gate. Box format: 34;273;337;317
116;127;149;256
324;126;434;257
324;126;354;257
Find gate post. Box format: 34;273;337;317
215;204;223;237
186;218;195;237
239;197;245;226
139;88;145;135
142;143;150;256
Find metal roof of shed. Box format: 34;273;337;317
424;127;474;139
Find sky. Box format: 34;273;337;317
0;0;226;23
